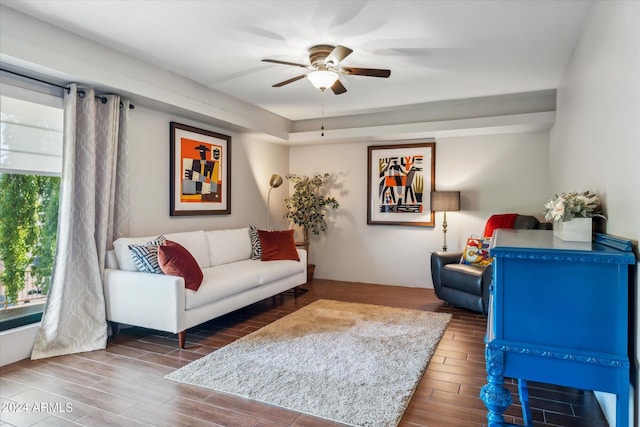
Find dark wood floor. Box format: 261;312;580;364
0;280;608;427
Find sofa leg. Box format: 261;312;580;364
292;286;308;297
109;321;119;337
178;331;186;349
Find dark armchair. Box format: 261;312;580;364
430;214;551;314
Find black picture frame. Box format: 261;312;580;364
367;142;435;226
170;122;231;216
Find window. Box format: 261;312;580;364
0;83;63;331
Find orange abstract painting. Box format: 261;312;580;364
179;137;223;204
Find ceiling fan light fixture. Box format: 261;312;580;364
307;70;339;90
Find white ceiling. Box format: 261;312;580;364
1;0;592;122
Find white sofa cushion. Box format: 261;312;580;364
185;260;260;310
253;258;305;284
164;230;210;269
205;228;252;266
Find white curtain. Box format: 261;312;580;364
31;84;130;359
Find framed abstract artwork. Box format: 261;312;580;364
367;142;435;226
170;122;231;216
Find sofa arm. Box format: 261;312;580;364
296;248;307;266
103;269;185;333
430;251;462;295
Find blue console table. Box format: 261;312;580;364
480;229;635;427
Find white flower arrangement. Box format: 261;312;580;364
543;190;604;222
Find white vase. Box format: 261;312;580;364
553;218;593;242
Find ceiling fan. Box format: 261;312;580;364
262;44;391;95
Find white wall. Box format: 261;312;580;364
126;106;290;238
289;131;550;287
549;1;640;425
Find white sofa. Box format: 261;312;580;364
103;227;307;348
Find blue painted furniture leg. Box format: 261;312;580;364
480;345;512;426
517;379;532;427
616;369;629;427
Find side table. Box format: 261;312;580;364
481;230;635;427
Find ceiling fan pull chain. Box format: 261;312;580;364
321;91;325;137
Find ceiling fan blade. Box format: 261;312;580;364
262;59;309;69
331;79;347;95
272;74;306;87
326;45;353;65
341;67;391;78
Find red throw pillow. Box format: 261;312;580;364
158;240;203;291
257;229;300;261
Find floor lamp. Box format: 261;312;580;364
431;191;461;252
266;173;283;230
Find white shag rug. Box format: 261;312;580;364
165;299;452;427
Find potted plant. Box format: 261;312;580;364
284;173;339;281
543;190;605;241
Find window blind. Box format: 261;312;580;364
1;92;63;176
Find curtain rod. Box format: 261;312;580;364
1;68;135;109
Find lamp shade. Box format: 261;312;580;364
307;70;339;90
431;191;460;212
269;174;283;188
266;174;283;230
